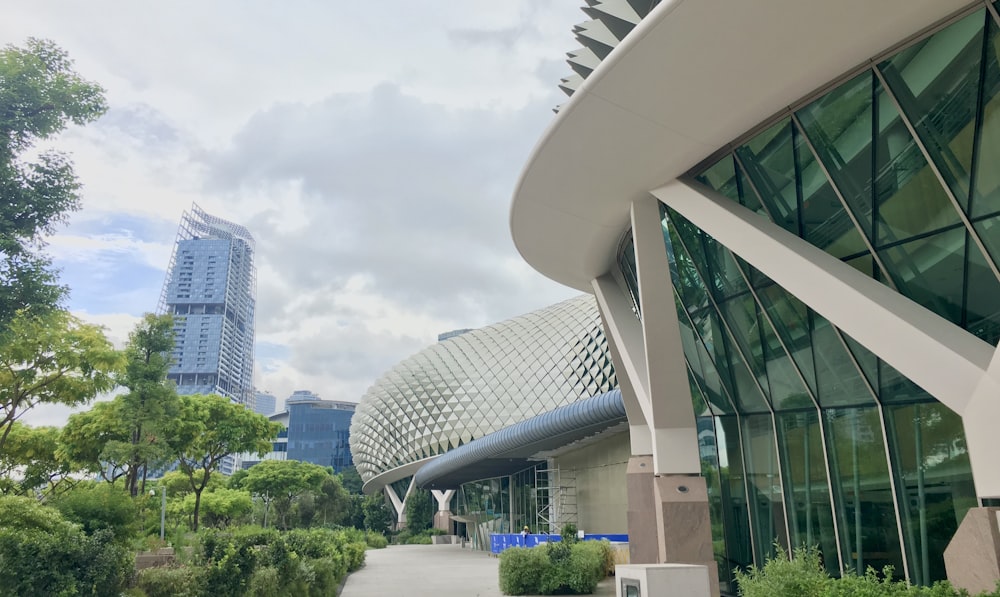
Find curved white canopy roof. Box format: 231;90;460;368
510;0;971;291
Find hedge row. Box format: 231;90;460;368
499;539;612;595
736;546;1000;597
134;526;367;597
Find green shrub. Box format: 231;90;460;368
307;557;343;596
499;546;550;595
365;531;388;549
0;496;134;597
734;545;829;597
734;545;1000;597
135;566;205;597
247;566;281;597
500;540;612;596
51;482;139;543
342;540;367;571
561;523;579;545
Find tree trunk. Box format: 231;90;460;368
192;487;202;531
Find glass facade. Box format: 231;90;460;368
286;399;356;473
454;465;541;551
618;3;999;588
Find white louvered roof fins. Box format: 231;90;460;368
556;0;660;109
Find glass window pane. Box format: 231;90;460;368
736;159;771;219
753;276;818;397
716;416;754;571
776;410;840;574
795;121;870;260
884;402;977;585
879;226;967;327
967;220;1000;344
879;10;987;213
874;79;962;247
972;15;1000;217
741;414;789;562
811;313;876;408
736;119;800;235
698;416;736;593
677;297;735;415
823;407;904;577
797;72;876;241
695;155;740;202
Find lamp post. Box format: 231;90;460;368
150;488;166;541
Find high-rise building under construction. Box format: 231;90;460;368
160;204;256;409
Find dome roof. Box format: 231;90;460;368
349;294;616;489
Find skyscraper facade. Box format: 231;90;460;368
160;204;256;408
253;390;277;416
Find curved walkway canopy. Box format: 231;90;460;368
414;389;625;490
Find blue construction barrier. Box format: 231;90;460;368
490;533;628;554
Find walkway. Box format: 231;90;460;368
340;544;616;597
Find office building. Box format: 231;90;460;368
254;390;277;416
243;391;356;473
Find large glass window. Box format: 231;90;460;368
776;410;840;574
884;402;977;586
823;407;904;577
635;2;997;588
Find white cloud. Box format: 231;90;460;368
5;1;586;426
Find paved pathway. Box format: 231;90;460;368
341;544;616;597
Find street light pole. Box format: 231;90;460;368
151;488;166;542
160;486;166;541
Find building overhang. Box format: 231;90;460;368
361;456;437;495
413;389;626;490
509;0;972;292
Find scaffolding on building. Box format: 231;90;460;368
535;466;577;534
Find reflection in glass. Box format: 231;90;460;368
741;414;788;561
884;403;977;586
776;410;840;574
879;10;987;213
824;407;903;577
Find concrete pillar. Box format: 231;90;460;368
652;475;719;597
944;507;1000;594
626;455;658;564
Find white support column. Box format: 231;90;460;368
654;180;993;413
385;477;416;529
595;285;653;456
655;178;1000;500
964;346;1000;499
631;196;701;475
431;489;455;532
432;489;455;511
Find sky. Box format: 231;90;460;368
0;1;586;425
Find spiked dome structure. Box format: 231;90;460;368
349;295;616;493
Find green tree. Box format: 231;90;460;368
0;38;107;328
171;487;252;529
405;489;432;533
59;400;130;483
158;468;224;498
338;465;363;494
50;481;139;543
361;493;392;534
0;422;74;495
118;313;179;497
0;309;121;451
165;393;280;530
240;459;328;529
